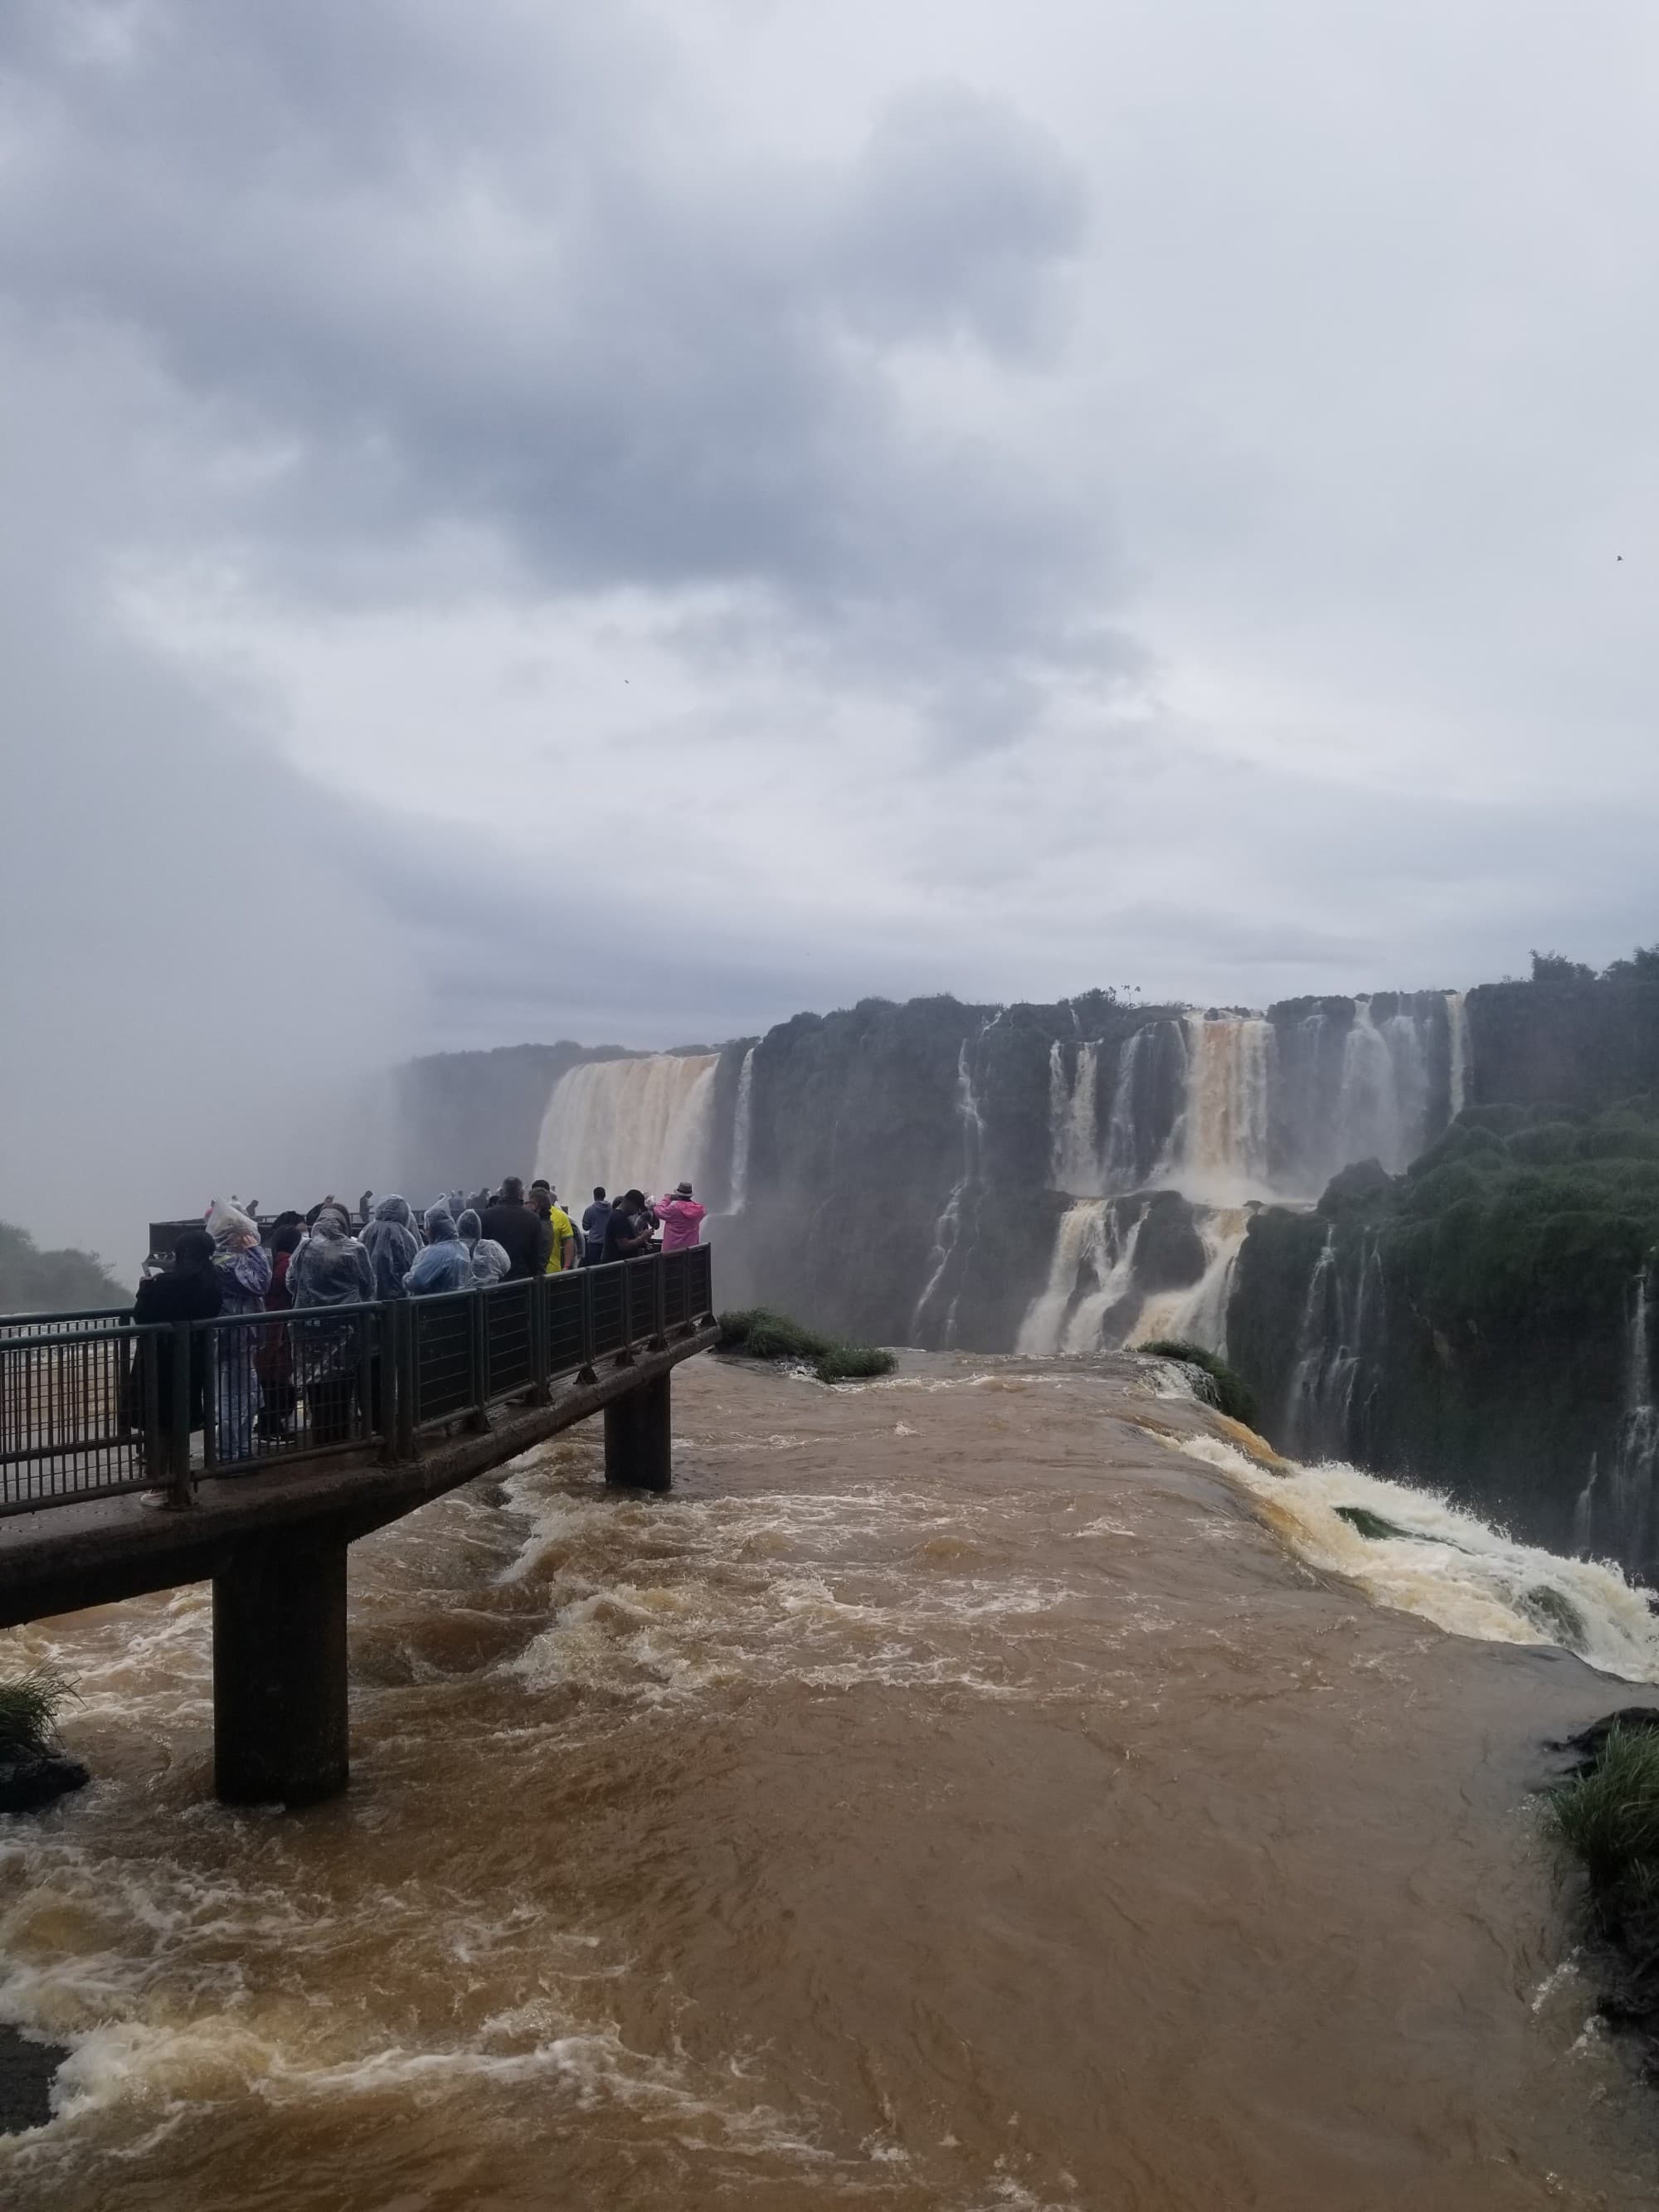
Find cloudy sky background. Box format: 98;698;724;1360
2;0;1657;1257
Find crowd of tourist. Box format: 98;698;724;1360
134;1176;709;1471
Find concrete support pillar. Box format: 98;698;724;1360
213;1539;349;1806
603;1371;672;1492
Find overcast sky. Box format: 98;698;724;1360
3;0;1657;1257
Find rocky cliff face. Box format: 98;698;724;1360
1225;1099;1659;1573
1468;978;1659;1110
395;965;1659;1563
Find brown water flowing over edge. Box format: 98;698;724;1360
0;1350;1655;2210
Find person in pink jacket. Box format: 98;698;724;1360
656;1181;708;1252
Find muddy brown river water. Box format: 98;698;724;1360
2;1350;1657;2210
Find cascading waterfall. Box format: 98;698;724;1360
1128;1208;1251;1357
911;1041;987;1347
1444;990;1470;1120
1102;1024;1153;1190
1015;1200;1143;1356
535;1053;720;1205
1281;1229;1384;1459
1335;999;1428;1176
1176;1015;1275;1199
1610;1265;1659;1564
728;1047;756;1213
1049;1042;1102;1194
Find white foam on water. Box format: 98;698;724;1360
1166;1432;1659;1681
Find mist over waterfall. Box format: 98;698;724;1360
535;1053;720;1203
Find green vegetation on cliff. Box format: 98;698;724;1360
717;1307;898;1384
1141;1339;1258;1426
0;1668;71;1761
718;1307;898;1383
1227;1096;1659;1563
0;1222;128;1315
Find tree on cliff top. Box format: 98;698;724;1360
1530;949;1597;985
0;1223;129;1315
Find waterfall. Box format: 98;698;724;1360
1444;991;1470;1120
912;1042;987;1347
1016;1199;1142;1356
1283;1232;1340;1455
1176;1015;1275;1199
1050;1042;1102;1194
1127;1208;1250;1358
1280;1228;1384;1457
535;1053;720;1205
1102;1026;1151;1190
1610;1266;1659;1566
728;1048;756;1212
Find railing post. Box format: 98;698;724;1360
532;1274;552;1406
577;1268;598;1386
397;1299;417;1460
469;1288;491;1432
199;1320;220;1477
649;1254;668;1351
137;1326;161;1485
166;1320;194;1510
381;1299;414;1464
358;1303;377;1448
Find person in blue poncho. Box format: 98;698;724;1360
406;1206;476;1296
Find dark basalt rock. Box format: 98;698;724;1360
0;2025;67;2136
1556;1706;1659;1772
0;1753;90;1815
1132;1191;1208;1291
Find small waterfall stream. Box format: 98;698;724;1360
911;1040;988;1348
728;1047;756;1213
1049;1042;1102;1195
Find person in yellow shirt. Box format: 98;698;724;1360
532;1179;581;1271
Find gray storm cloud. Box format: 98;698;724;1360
1;0;1654;1271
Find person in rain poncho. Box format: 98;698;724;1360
286;1205;376;1441
288;1205;377;1309
206;1199;273;1466
362;1194;421;1301
406;1206;477;1296
457;1208;511;1286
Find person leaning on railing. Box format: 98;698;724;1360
207;1201;273;1466
457;1209;511;1287
127;1229;222;1480
406;1207;475;1296
287;1206;375;1446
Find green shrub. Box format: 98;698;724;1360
716;1308;896;1385
1548;1723;1659;1898
0;1667;72;1761
814;1341;898;1383
1140;1339;1258;1427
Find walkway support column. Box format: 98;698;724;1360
604;1371;672;1492
213;1538;349;1806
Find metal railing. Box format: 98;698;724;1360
0;1246;714;1518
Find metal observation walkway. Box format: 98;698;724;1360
0;1248;718;1805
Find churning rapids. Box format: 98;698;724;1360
4;1353;1659;2210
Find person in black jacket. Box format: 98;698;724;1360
601;1190;655;1264
129;1228;223;1466
479;1177;543;1280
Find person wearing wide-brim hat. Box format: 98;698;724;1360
656;1180;708;1253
